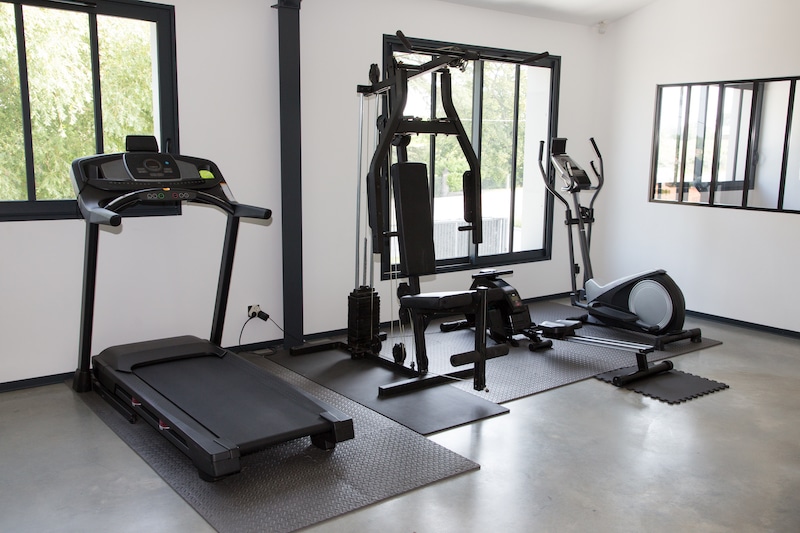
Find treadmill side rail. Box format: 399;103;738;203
93;356;243;480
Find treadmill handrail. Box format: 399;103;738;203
101;187;272;222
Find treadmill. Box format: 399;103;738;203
71;135;354;481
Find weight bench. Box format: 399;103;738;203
382;162;508;395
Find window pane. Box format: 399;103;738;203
681;86;703;200
748;81;791;209
25;6;95;201
98;15;158;153
783;89;800;211
479;61;517;256
0;4;26;201
402;53;433;119
713;83;751;207
684;85;718;204
653;86;686;202
432;134;471;259
717;85;751;184
514;65;550;252
432;65;473;261
452;63;473;143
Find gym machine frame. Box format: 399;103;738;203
292;32;548;394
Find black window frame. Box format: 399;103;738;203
0;0;179;222
650;75;799;212
381;35;561;277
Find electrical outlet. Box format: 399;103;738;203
248;305;261;318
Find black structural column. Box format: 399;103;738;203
273;0;303;348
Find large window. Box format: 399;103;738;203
383;35;560;274
0;0;178;221
651;76;800;211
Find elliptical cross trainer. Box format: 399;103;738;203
539;137;700;346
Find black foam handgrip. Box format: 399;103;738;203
396;30;413;52
590;137;600;158
462;170;475;223
94;208;121;226
81;201;121;226
233;204;272;220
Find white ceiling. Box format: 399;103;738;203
436;0;659;26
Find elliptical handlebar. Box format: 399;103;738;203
589;137;601;159
588;137;604;195
586;138;604;220
540;136;604;258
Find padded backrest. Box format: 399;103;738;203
391;162;436;277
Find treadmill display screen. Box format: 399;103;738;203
123;153;181;180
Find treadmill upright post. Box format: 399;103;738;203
74;222;100;393
210;215;240;346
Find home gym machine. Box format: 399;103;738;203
71;135;354;481
292;32;553;394
373;34;560;394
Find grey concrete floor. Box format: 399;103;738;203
1;315;798;532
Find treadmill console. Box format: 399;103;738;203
123;152;182;180
74;151;222;193
71;135;270;226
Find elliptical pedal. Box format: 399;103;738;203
586;302;641;324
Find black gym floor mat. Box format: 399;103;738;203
262;347;509;435
440;301;724;404
595;366;730;404
272;301;724;427
78;358;479;533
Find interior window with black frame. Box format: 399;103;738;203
651;76;800;212
0;0;178;221
382;35;560;276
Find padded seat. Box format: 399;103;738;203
399;291;476;310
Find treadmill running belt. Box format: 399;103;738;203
134;354;333;450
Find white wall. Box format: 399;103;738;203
594;0;800;332
2;0;796;385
